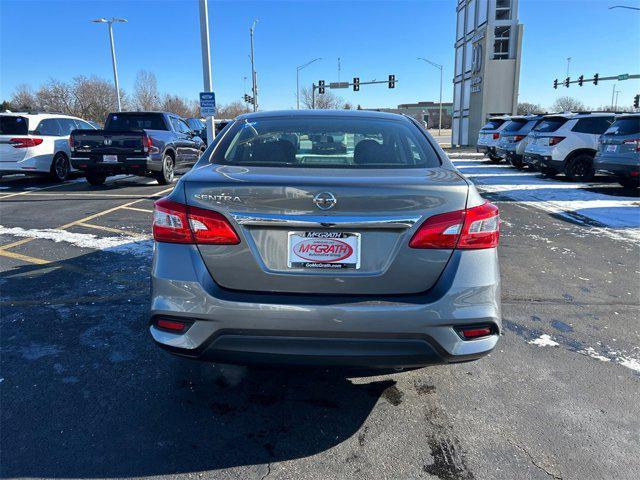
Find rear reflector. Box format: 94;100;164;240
409;202;500;250
9;138;43;149
155;318;191;333
153;198;240;245
456;325;494;340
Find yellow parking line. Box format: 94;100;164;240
0;238;35;251
0;182;82;200
0;249;50;265
76;222;149;236
122;206;154;213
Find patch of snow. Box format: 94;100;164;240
528;334;559;347
578;347;611;362
617;356;640;373
0;225;152;256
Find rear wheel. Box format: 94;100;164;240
511;156;525;170
86;171;107;186
564;154;595;182
50;153;70;182
154;154;175;185
619;177;640;189
488;153;502;163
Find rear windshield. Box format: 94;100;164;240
0;116;28;135
481;120;505;131
502;120;528;132
603;117;640;136
534;117;568;133
106;113;167;131
212;117;440;169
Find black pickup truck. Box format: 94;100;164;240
70;112;206;185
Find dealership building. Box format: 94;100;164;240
451;0;523;146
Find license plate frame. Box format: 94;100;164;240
287;231;361;270
103;154;119;163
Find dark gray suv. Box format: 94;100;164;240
149;110;501;368
595;114;640;189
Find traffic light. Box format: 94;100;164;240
353;77;360;92
553;79;558;89
593;73;599;85
388;74;395;89
318;80;325;94
243;94;254;104
578;75;584;87
564;77;570;88
634;94;640;109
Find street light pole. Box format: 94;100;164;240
296;58;322;109
250;20;258;112
418;57;444;135
92;17;127;112
198;0;215;145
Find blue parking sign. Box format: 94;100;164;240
200;92;216;116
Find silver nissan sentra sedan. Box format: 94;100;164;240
149;110;501;368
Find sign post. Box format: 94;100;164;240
198;0;215;145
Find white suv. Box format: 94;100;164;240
523;112;615;181
0;112;96;181
476;116;511;162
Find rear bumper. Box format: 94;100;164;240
594;157;640;178
149;243;501;368
524;152;562;170
71;155;162;175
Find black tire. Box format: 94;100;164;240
564;154;595;182
154;154;175;185
49;153;70;182
511;156;525;170
619;177;640;189
488;153;502;163
540;167;558;178
86;171;107;186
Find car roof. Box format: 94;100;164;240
235;109;413;122
487;115;511;121
0;112;81;120
614;113;640;119
543;111;616;119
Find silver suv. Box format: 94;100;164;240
476;116;510;162
594;114;640;189
495;115;543;169
149;110;501;369
524;112;615;180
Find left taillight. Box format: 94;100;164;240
9;138;43;149
142;133;152;152
549;136;565;146
409;202;500;250
153;198;240;245
492;133;500;140
514;134;526;142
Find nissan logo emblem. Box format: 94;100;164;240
313;192;337;210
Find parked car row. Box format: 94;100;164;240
477;112;640;188
0;110;208;184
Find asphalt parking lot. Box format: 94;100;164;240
1;158;639;480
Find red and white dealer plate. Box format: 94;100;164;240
287;231;361;269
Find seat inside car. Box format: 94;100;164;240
354;139;399;165
251;139;296;164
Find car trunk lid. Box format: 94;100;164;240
183;164;469;295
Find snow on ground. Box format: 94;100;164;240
451;156;640;244
0;225;152;256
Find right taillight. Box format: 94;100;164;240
153;198;240;245
409;202;500;250
549;136;565;146
9;137;43;149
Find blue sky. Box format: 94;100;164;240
1;0;639;111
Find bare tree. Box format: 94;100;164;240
299;86;343;109
10;84;38;111
160;94;198;118
37;79;75;115
342;102;354;110
216;101;252;119
552;96;586;112
72;76;122;123
517;102;544;115
133;70;160;111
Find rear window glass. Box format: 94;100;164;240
502;120;528;132
0;116;28;135
534;118;568;133
212;117;440;169
106;114;167;131
604;117;640;136
481;120;505;130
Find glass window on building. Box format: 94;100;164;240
496;0;511;20
454;82;462;111
463;81;471;110
457;6;465;40
477;0;488;25
461;116;470;145
464;41;473;72
466;0;476;34
493;26;510;59
455;46;463;77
